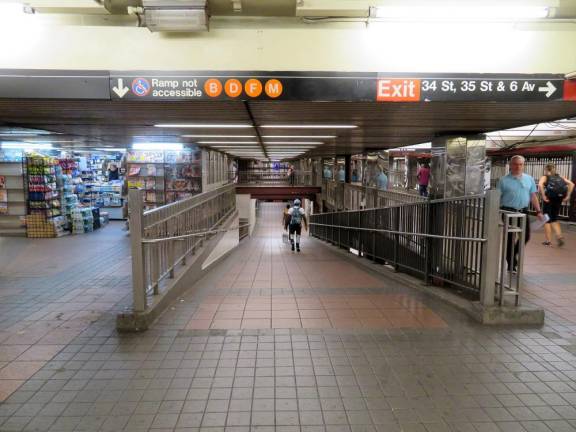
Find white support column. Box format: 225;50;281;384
129;189;146;313
480;189;501;307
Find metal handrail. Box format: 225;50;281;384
142;223;251;244
309;222;486;242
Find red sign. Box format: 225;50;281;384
377;79;421;102
564;80;576;101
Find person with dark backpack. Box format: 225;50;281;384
538;163;574;247
287;199;308;252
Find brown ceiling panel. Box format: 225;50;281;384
0;98;574;157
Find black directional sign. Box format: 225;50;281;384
0;70;574;102
109;71;574;102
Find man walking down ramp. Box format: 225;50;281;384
288;199;308;252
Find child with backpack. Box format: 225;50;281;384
287;199;308;252
538;163;574;247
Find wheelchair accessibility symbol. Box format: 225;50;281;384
131;78;151;97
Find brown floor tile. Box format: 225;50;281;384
272;310;300;319
330;318;363;328
326;309;357;319
241;319;271;329
0;379;24;402
272;319;302;328
0;361;45;380
185;320;212;329
301;318;332;329
211;319;241;329
17;345;64;361
214;311;244;319
360;318;392;328
0;345;30;362
243;310;272;319
299;309;328;319
192;310;216;320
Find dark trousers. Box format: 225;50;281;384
419;184;428;197
501;207;530;270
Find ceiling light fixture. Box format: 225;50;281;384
260;125;357;129
197;141;259;145
264;141;322;145
96;148;127;152
262;135;337;139
182;135;256;138
155;124;253;128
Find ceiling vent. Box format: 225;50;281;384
137;0;208;32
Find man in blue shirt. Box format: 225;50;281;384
376;167;388;190
497;155;544;270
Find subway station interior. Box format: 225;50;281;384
1;1;576;431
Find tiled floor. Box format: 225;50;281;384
0;206;576;432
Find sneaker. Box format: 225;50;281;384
542;241;551;246
296;245;300;252
558;238;565;247
291;244;295;252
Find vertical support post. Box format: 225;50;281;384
129;189;146;313
393;206;400;271
424;201;432;284
480;190;500;307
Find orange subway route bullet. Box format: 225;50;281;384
224;79;242;98
265;79;283;98
204;79;223;97
245;79;263;97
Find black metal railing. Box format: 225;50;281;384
310;195;486;297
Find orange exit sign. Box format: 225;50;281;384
377;79;421;102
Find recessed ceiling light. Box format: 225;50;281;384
132;143;183;150
197;141;260;145
155;124;253;128
262;135;336;138
182;135;256;138
264;141;322;146
260;125;357;129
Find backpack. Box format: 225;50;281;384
545;175;568;200
290;207;302;225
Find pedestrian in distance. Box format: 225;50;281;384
498;155;545;271
288;198;308;252
538;163;574;247
417;162;430;197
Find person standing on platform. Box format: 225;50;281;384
288;199;308;252
538;163;574;247
376;166;388;190
498;155;545;270
417;162;430;196
338;166;345;182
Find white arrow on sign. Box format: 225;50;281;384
538;81;557;98
112;78;129;98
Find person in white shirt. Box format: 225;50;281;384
287;199;308;252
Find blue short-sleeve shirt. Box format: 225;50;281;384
497;173;537;210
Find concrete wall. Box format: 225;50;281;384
1;12;575;73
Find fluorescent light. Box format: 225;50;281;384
262;135;336;138
155;124;253;128
25;140;75;144
0;3;25;16
373;6;549;20
182;135;256;138
2;142;53;150
260;125;357;129
197;141;259;145
264;141;322;145
132;143;183;150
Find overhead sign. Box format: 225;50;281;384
0;70;572;102
110;71;571;102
